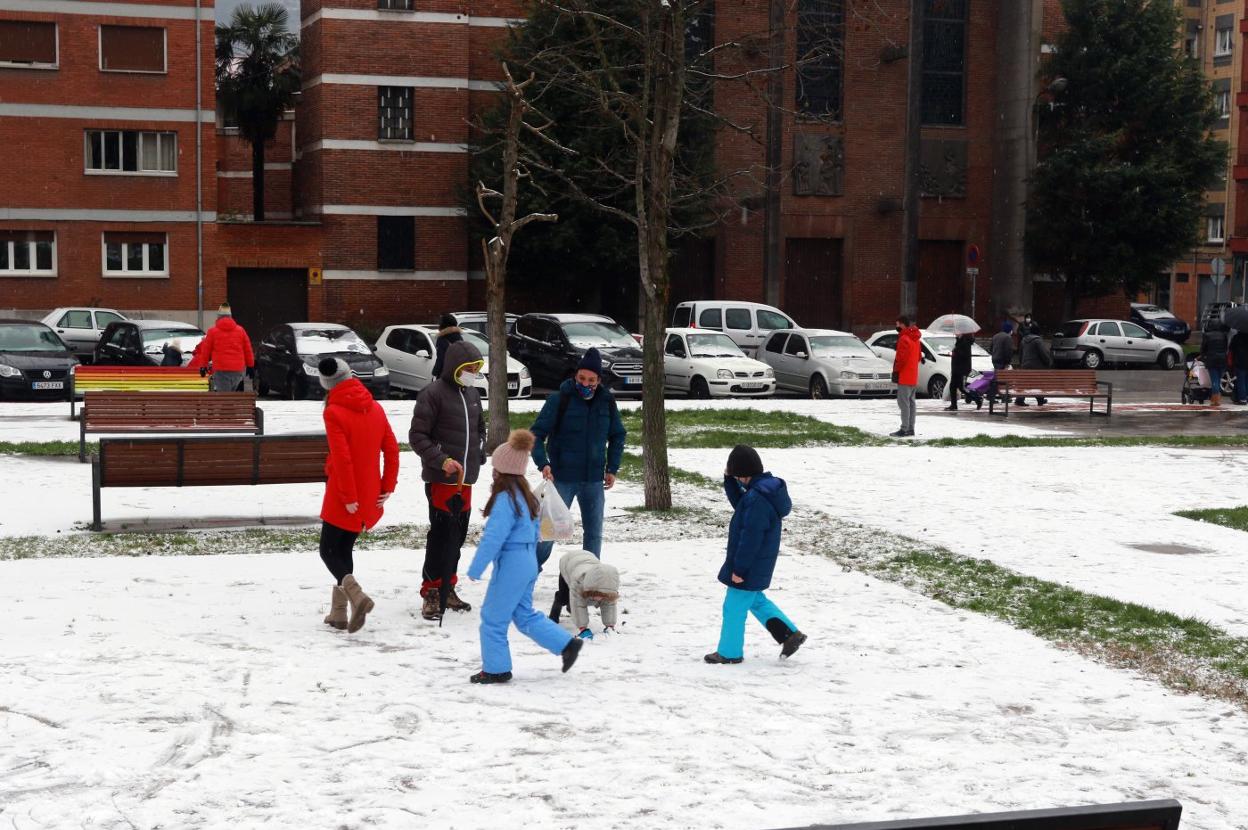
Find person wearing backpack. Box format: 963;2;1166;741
530;348;627;568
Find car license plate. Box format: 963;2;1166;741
32;381;64;390
507;382;519;391
625;376;642;385
866;382;889;390
740;382;765;390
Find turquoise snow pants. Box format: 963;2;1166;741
716;586;797;660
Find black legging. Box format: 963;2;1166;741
320;521;360;584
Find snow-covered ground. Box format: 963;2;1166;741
4;536;1248;829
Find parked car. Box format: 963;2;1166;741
94;320;205;367
1051;319;1184;370
446;312;520;337
508;313;643;391
671;300;798;357
40;306;127;360
1129;303;1190;344
761;328;895;399
865;329;994;399
375;324;532;399
255;323;390;400
662;328;775;398
0;319;77;401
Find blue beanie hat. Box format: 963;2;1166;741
1002;321;1014;334
578;347;603;377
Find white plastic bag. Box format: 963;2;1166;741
538;481;575;542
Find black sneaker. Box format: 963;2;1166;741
944;405;957;411
781;631;808;659
888;430;907;438
469;670;512;684
561;637;584;673
1015;399;1030;407
704;652;743;664
903;430;915;437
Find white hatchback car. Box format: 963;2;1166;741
663;328;775;398
760;328;896;399
670;301;798;357
374;324;531;398
865;329;994;399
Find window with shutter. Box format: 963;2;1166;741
0;20;57;66
377;216;416;270
99;25;165;73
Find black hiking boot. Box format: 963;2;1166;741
561;637;584;673
704;652;743;665
445;587;472;613
781;631;808;659
469;670;512;684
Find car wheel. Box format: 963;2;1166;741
1157;351;1178;371
689;376;711;399
1223;373;1236;396
1081;349;1103;369
809;375;828;400
927;375;947;400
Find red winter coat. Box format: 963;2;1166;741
321;378;400;532
893;326;922;387
190;316;254;373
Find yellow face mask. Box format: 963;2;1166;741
455;360;485;386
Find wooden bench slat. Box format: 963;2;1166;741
989;370;1112;418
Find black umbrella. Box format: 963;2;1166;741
1222;305;1248;333
436;473;466;628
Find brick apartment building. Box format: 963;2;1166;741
4;0;1155;338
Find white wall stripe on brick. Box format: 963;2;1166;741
307;205;466;217
0;208;216;222
300;8;521;27
216;164;292;178
302;74;502;92
303;139;468;154
0;0;204;20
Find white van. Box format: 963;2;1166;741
671;300;798;357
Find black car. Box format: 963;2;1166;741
507;313;643;391
0;319;77;401
255;323;390;400
94;320;206;366
1129;303;1191;344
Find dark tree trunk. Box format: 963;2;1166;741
252;139;266;222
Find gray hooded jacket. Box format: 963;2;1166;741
1019;333;1053;369
559;550;619;630
408;339;487;484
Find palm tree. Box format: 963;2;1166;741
216;3;299;222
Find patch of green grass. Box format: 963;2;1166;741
921;434;1248;449
617;451;721;491
0;440;89;457
619;409;886;449
1176;506;1248;532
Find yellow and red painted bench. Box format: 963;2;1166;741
70;366;209;417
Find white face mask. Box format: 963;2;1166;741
458;371;479;387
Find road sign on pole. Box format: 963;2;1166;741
967;244;981;267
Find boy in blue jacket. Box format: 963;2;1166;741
705;445;808;664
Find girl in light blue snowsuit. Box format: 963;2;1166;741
466;429;583;684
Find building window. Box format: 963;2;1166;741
0;20;57;68
1215;25;1234;57
102;232;168;277
922;0;968;126
378;0;412;8
377;216;415;270
1207;215;1226;244
86;130;177;174
794;0;845;120
378;86;413;140
1217;90;1232;119
99;25;165;73
0;231;56;276
1184;32;1199;60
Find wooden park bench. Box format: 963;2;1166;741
70;365;209;418
990;369;1112;417
770;798;1182;830
79;391;264;462
90;433;328;531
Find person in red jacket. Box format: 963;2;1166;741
891;316;922;438
189;304;255;392
317;357;400;633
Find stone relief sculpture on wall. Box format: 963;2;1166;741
793;134;844;197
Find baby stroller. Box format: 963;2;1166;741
1181;356;1212;405
964;370;995;410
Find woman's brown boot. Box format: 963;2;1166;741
324;585;348;630
341;575;374;633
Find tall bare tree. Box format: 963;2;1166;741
475;65;559;451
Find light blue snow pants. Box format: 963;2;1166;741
716;586;797;660
479;547;573;674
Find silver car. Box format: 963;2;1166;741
760;328;896;399
39;307;127;360
1052;319;1184;370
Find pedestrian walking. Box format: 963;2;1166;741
409;339;487;620
946;332;974;412
553;550;620;639
431;313;464;380
317;358;400;634
1230;328;1248;405
705;445;806;665
890;316;921;438
530;347;627;567
989;320;1015;404
1201;321;1230;408
1014;323;1053;407
189;303;255;392
466;429;583;684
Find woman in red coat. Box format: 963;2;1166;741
317;358;400;633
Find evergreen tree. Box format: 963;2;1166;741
1026;0;1226;317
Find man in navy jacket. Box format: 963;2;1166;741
705;445;807;664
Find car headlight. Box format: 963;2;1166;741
717;369;734;379
373;366;389;378
600;358;613;371
520;367;530;379
69;363;78;376
839;371;855;379
0;364;20;379
303;362;319;374
764;367;774;378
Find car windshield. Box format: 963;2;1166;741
461;329;492;356
0;325;66;353
1058;322;1085;338
808;335;875;357
1134;305;1172;320
687;333;744;357
296;327;371;355
924;335;991;357
141;328;203;345
562;321;636;349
